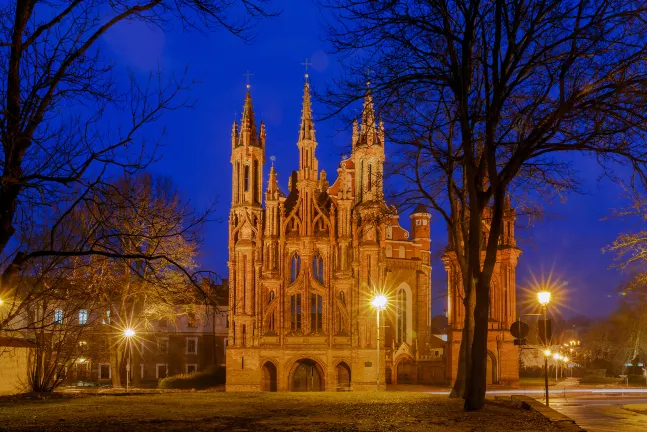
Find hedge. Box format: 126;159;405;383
158;366;225;389
578;375;621;385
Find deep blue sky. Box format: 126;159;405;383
100;1;635;319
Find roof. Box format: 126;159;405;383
428;335;446;349
412;203;430;214
0;337;36;348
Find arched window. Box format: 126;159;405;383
268;290;275;304
312;254;324;284
396;288;408;344
399;246;406;258
311;294;323;332
244;165;250;191
339;291;345;304
291;253;301;283
386;244;392;257
290;294;302;331
269;312;275;332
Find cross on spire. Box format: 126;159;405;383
270;155;276;167
243;70;254;89
301;58;313;80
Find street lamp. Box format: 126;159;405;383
371;294;388;392
538;291;551;406
553;353;562;382
123;328;135;392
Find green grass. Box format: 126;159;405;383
0;392;560;431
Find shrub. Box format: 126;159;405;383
627;374;647;385
158;366;225;389
578;375;621;385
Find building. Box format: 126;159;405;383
443;201;521;386
226;77;434;392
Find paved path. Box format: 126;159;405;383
550;396;647;432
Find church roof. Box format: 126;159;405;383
412;203;429;214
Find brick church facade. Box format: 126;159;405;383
226;76;519;391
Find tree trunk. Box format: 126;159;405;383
450;282;475;398
110;345;121;387
465;277;491;411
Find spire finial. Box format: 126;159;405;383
243;70;254;89
270;155;276;167
301;58;313;80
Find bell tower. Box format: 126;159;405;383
229;83;265;353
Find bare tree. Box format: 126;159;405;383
322;0;647;410
0;0;276;297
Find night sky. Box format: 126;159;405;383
101;1;635;320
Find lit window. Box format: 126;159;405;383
54;309;63;324
290;253;301;283
78;310;88;325
188;313;196;328
101;310;110;325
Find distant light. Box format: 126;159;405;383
0;299;3;305
544;349;552;357
78;358;86;363
563;357;569;363
553;353;561;360
124;328;135;338
538;291;551;306
371;294;388;310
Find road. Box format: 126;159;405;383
549;395;647;432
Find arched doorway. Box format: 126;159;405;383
396;358;416;384
261;362;277;392
290;359;324;392
486;352;497;385
336;362;351;390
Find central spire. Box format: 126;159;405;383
299;80;316;142
297;73;318;182
240;89;261;147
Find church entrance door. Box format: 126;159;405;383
262;362;277;392
396;358;416;384
336;362;351;390
291;359;324;392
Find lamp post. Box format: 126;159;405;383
538;291;551;406
553;353;562;382
124;328;135;392
370;294;387;392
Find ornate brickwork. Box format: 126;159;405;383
226;79;433;391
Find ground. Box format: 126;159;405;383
0;392;560;432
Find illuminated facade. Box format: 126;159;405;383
226;78;434;391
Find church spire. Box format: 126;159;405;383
240;89;260;147
356;82;382;148
299;80;316;142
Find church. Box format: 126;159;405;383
225;74;519;391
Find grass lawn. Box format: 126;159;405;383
519;377;567;387
0;392;560;431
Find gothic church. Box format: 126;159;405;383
226;75;519;391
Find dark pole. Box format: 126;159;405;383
543;305;549;407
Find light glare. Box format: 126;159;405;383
537;291;551;305
124;328;135;338
371;294;388;310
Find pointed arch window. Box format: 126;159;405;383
312;254;324;284
339;291;345;304
368;164;372;191
311;294;323;332
268;290;275;304
396;288;408;344
290;253;301;283
290;294;302;331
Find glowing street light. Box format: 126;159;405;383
544;349;552;357
537;291;551;306
371;293;388;391
123;328;136;392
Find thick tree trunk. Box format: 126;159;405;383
110;346;121;387
464;278;490;411
450;283;475;398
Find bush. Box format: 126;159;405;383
578;375;621;385
627;374;647;385
158;366;225;389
